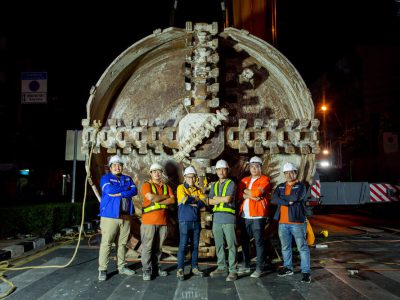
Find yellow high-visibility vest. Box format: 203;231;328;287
212;179;235;215
142;182;168;214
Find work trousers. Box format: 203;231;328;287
212;223;237;273
98;216;131;271
240;218;267;272
177;221;201;269
140;224;168;272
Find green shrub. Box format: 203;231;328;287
0;201;99;238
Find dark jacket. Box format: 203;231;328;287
272;181;307;223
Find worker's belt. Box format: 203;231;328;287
119;214;131;221
142;202;167;214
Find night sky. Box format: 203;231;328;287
1;0;399;175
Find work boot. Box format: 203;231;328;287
277;267;293;277
250;269;263;278
158;268;168;277
301;273;311;284
210;268;227;278
98;270;107;281
142;270;151;281
177;268;184;281
237;266;251;275
226;272;238;281
191;268;204;277
118;267;136;276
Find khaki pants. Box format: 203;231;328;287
140;224;168;272
98;216;131;271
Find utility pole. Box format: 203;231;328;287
66;130;83;203
71;129;78;203
169;0;178;27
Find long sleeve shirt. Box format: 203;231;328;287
272;181;307;223
99;172;137;218
177;183;206;222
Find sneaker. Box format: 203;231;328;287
191;268;204;277
250;270;263;278
210;268;227;278
238;266;251;275
301;273;311;284
118;267;136;276
226;272;238;281
177;268;184;281
142;270;151;281
98;270;107;281
278;267;294;277
158;268;168;277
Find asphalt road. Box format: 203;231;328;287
1;209;400;299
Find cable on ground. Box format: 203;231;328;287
0;125;99;299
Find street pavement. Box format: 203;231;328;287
1;229;400;300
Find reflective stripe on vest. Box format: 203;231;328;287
149;182;168;196
142;182;168;214
212;179;235;215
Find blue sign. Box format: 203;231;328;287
21;72;48;81
21;72;48;104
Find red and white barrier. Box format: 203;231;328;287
369;183;400;202
311;180;321;200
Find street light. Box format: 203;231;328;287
319;104;329;149
320;160;330;168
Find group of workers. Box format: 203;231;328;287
97;155;311;284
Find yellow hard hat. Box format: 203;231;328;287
320;230;329;238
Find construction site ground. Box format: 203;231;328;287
1;206;400;299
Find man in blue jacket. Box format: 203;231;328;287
272;162;311;284
98;155;138;281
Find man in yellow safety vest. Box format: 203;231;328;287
208;159;238;281
140;163;175;281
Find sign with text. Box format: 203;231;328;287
21;72;48;104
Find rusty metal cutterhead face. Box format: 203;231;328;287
82;22;319;253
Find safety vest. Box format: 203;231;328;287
142;182;168;214
212;179;235;215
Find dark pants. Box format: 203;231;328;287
240;218;267;271
177;221;201;269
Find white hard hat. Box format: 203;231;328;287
150;163;163;172
215;159;229;169
183;166;197;176
283;162;297;172
109;155;123;167
249;156;263;165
